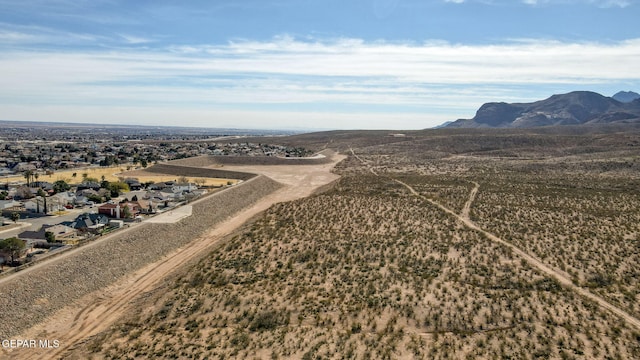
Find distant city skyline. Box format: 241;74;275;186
1;0;639;130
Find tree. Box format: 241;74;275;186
0;237;26;264
45;231;56;243
10;212;20;223
121;204;132;219
15;186;33;200
23;170;33;187
108;181;130;197
53;180;70;194
0;191;7;200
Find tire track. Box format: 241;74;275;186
394;178;640;331
460;181;479;219
348;147;640;331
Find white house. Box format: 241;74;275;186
0;200;20;210
24;196;64;214
172;183;198;193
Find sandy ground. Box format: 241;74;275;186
4;153;345;360
348;147;640;332
393;179;640;332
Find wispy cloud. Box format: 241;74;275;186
1;36;639;129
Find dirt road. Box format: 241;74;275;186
460;181;479;219
393;178;640;331
5;154;345;360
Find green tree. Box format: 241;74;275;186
53;180;70;193
45;231;56;243
0;191;7;200
0;237;26;264
108;181;130;197
10;212;20;223
23;170;32;187
122;204;132;219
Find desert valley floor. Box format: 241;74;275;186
3;126;640;359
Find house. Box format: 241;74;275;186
19;224;77;243
130;199;157;214
31;181;54;192
61;213;110;232
123;178;143;191
148;182;168;191
160;189;181;201
0;200;20;210
11;162;36;173
172;183;198;193
76;189;100;203
98;202;140;219
77;181;101;191
51;191;75;206
24;196;64;214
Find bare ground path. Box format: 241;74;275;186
393;179;640;331
460;181;479;219
4;154;345;360
348;148;640;331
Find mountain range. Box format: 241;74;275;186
447;91;640;128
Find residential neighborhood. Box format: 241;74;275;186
0;121;310;177
0;122;304;271
0;176;209;269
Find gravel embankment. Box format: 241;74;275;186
171;154;333;167
0;175;282;338
145;163;257;181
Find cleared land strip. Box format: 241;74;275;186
393;179;640;331
0;175;282;342
2;153;345;360
144;163;256;181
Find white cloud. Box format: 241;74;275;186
0;36;639;129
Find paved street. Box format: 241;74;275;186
0;208;90;239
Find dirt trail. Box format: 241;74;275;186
350;147;378;175
348;148;640;331
460;181;479;219
394;179;640;331
6;154;345;360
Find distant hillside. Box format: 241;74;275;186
613;91;640;103
448;91;640;128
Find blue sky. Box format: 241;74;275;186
1;0;639;130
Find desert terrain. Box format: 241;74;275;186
4;127;640;359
